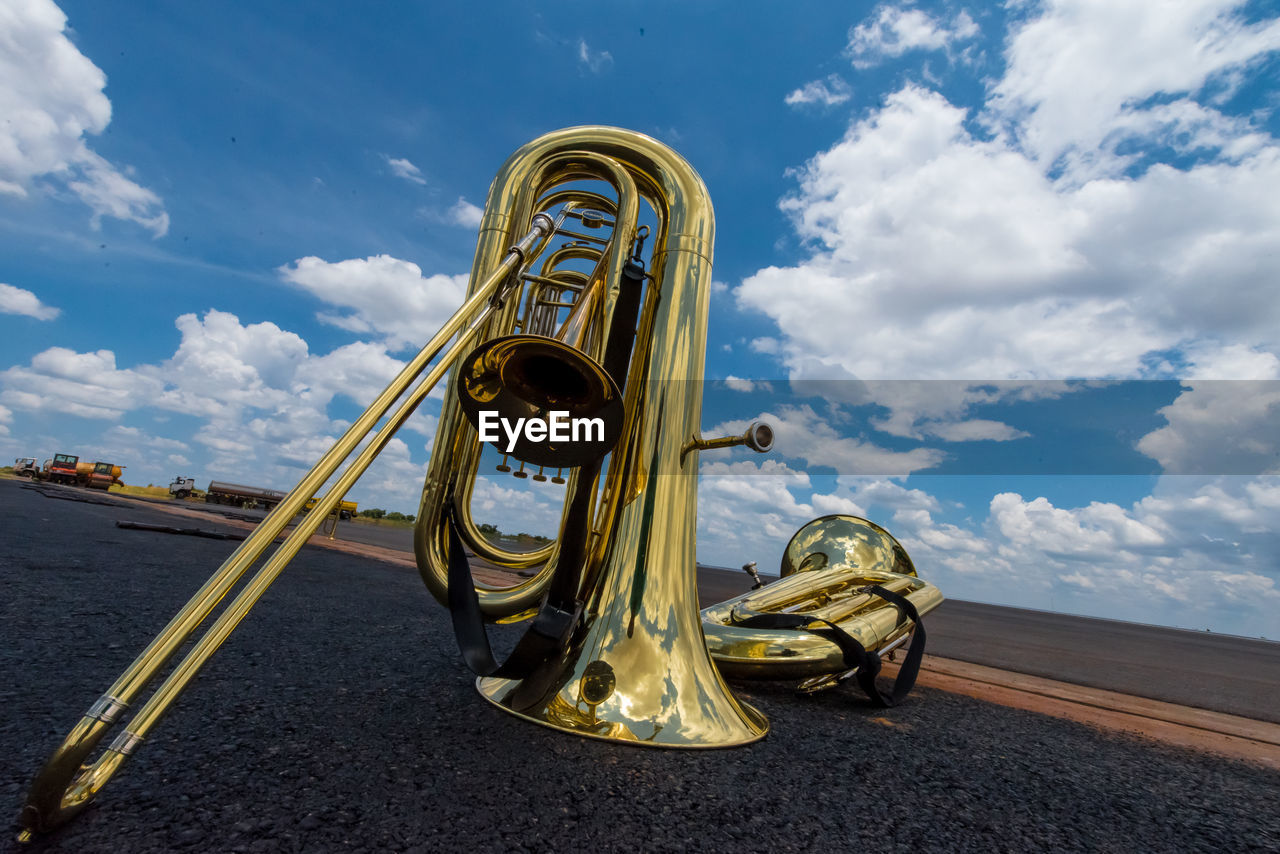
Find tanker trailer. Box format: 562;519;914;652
205;481;287;510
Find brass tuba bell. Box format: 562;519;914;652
455;332;623;467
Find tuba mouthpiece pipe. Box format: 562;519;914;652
681;420;774;465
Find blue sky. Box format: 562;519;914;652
2;0;1279;637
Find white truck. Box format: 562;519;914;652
168;476;198;499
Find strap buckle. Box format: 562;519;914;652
531;600;583;645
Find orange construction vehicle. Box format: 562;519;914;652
44;454;79;485
79;462;123;490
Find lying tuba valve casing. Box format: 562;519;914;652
701;515;944;690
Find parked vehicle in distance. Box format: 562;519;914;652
303;497;359;520
169;476;198;499
77;462;123;490
82;462;118;490
44;454;79;485
30;455;124;488
12;458;39;478
205;480;287;510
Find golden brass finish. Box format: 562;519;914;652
21;129;945;837
417;126;768;747
703;516;942;686
458;210;625;468
457;335;623;467
18;202;558;837
680;419;774;464
780;514;918;577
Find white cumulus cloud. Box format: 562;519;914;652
0;346;163;419
0;308;420;493
279;254;469;351
385;155;426;185
724;376;774;393
1138;380;1280;475
847;5;978;68
448;196;483;228
0;0;168;234
737;3;1280;396
989;0;1280;182
0;283;60;320
785;75;852;107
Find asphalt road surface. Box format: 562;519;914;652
134;492;1280;724
695;566;1280;725
3;479;1277;852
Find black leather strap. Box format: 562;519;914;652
445;255;645;680
446;498;582;679
733;584;926;707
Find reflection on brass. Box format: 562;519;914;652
780;514;918;578
20;131;947;841
20;127;778;840
680;420;774;465
580;660;617;706
442;127;767;750
457;336;624;467
703;515;943;687
494;607;540;625
19;198;562;838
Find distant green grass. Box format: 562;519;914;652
348;516;415;529
109;483;172;499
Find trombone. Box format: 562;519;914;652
18;208;564;838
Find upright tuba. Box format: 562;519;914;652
410;126;769;746
19;127;941;839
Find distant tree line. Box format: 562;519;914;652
357;508;416;522
477;521;550;544
356;514;549;543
